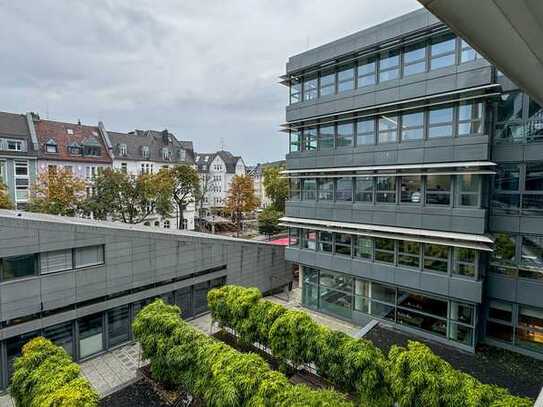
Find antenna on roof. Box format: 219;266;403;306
219;137;225;151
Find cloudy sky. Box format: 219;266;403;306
1;0;420;164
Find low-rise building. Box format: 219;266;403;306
108;129;196;230
0;112;38;210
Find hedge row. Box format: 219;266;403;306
208;285;533;407
132;299;355;407
11;337;99;407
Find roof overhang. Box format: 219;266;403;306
280;216;493;251
417;0;543;106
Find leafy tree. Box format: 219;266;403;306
226;174;259;236
258;206;283;237
194;173;210;229
262;165;288;211
86;168;172;224
166;164;200;230
28;168;86;216
0;181;14;209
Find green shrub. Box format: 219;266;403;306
387;341;532;407
133;299;354;407
11;337;98;407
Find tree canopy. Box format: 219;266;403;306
166;164;200;229
258;206;283;237
0;181;14;209
226;174;259;235
262;165;288;211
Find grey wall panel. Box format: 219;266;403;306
41;272;76;311
1;279;41;320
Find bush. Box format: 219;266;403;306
11;337;98;407
387;341;533;407
133;299;354;407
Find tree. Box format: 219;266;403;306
258;206;283;237
166;164;200;230
226;174;259;236
0;181;14;209
28;168;86;216
262;165;288;212
85;168;172;224
194;173;210;230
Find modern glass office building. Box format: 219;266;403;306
281;9;543;357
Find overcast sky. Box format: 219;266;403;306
1;0;420;164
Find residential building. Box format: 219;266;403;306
281;8;543;358
108;129;196;230
196;150;246;213
0;112;38;210
33;117;112;198
0;210;290;391
249;160;286;209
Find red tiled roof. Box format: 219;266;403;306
34;119;111;163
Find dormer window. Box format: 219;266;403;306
66;129;74;135
119;143;128;156
81;137;101;156
142;145;150;159
162;147;170;161
68;142;81;155
45;139;58;153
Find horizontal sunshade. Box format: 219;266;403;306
280;216;494;250
281;161;496;175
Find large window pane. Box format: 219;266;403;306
319;270;353;292
375;238;395;264
454;248;477;277
449;323;474;346
458;102;483;136
319;231;333;253
337;122;354;148
426;175;451;205
521;236;543;271
355;177;373;203
430;34;456;70
497;91;523;122
1;254;36;281
108;305;130;347
494;164;520;191
526;162;543;191
44;322;74;357
303;127;318;151
460;39;480;63
356;118;375;145
302;230;317;250
302;282;319;308
450;302;474;325
335;233;352;256
289;130;301;153
376;176;396;203
486;321;513;342
337;64;355;92
492;233;516;265
396;308;447;337
193;281;211;315
379;50;400;81
319;287;352;319
488;300;513;322
75;245;104;268
371;283;396;303
288;228;300;247
358;58;377;87
289;78;301;104
40;249;72;274
336;177;353;201
424;243;449;273
175;286;193;319
318;178;334;201
319;69;335;97
400;176;422;204
303;74;318;101
516;306;543;353
398;241;421;268
403;42;426;76
354;237;373;259
401;111;424;141
428;107;453;138
319;125;335;150
378;115;398;143
458;174;480;207
289;178;301;200
79;313;103;359
302;179;317;200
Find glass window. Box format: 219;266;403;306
318;178;334;201
370;301;396;321
302;179;317;200
303;267;319;284
74;245;104;268
376;176;396;203
403;42;427;76
289;178;301;200
449;323;474;346
528;98;543;122
354;236;373;259
108;305;130;347
424;243;449;273
450;302;474;325
6;331;40;378
318;125;335;150
335;233;352;256
302;281;319;308
357;58;377;87
355;177;373;203
289;130;301;152
454;248;477;277
430;34;456;70
356;118;375;145
497;91;523;123
457;174;480;207
319;69;336;97
492;233;516;265
44;321;74;356
486;320;514;342
318;231;333;253
401;111;424;141
400;176;422;204
319;286;353;319
494;164;520;191
516;306;543;353
526;162;543;191
375;238;395;264
79;313;103;359
378;50;400;81
337;122;354;148
488;300;513;322
303;74;318;101
288;228;300;247
40;249;72;274
337;64;355;92
460;39;481;63
527;98;543;143
426;175;451;205
378;115;398;143
371;283;396;303
335;177;353;201
428;106;454;138
398;241;420;268
521;236;543;272
302;127;318;151
458;102;483;136
397;291;448;318
1;254;37;281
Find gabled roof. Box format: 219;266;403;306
34;119;111;163
0;111;37;156
195;150;244;173
108;129;194;164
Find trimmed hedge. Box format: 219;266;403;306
208;285;533;407
132;298;355;407
11;337;99;407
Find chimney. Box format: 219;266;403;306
77;119;82;126
162;129;169;144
